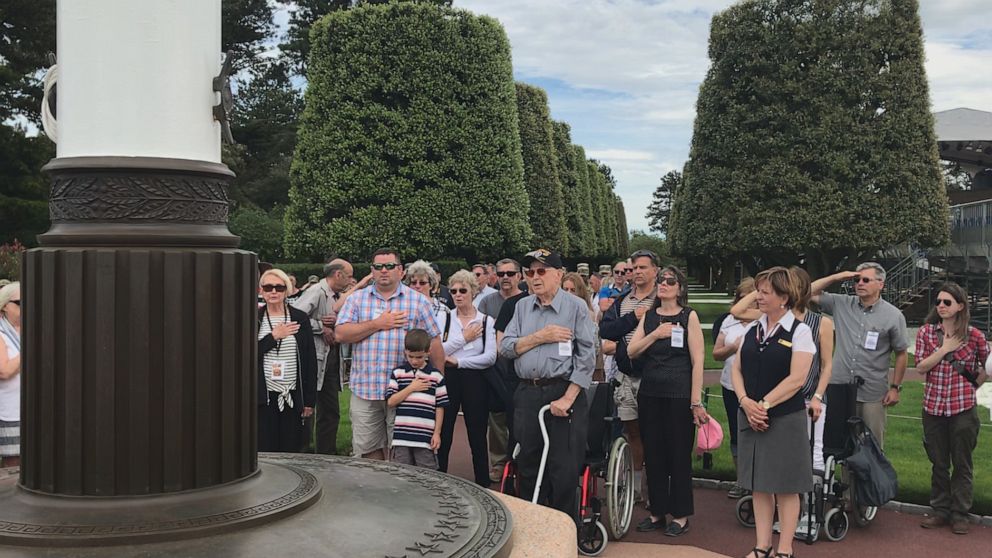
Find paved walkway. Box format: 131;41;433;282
445;417;991;558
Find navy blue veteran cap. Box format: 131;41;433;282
522;248;564;269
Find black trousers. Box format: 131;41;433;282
722;386;740;456
922;407;980;522
514;381;588;526
259;391;303;453
437;368;491;486
638;393;695;518
315;346;341;455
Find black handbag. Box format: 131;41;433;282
845;417;898;507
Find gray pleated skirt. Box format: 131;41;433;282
738;408;813;494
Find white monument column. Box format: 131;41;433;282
56;0;222;163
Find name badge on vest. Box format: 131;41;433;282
778;339;792;348
558;340;573;357
864;331;880;351
671;325;685;348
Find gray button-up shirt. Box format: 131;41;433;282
819;292;908;403
499;288;595;389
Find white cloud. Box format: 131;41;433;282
586;149;656;161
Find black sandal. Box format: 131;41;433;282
743;547;772;558
775;553;794;558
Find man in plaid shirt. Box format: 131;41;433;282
913;283;989;535
336;248;444;460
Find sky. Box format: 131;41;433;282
447;0;992;233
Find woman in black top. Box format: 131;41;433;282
257;269;318;453
627;266;710;537
731;267;816;558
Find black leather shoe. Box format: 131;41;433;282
636;516;665;532
664;519;690;537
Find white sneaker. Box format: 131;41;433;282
772;521;781;534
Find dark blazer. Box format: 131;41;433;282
257;305;318;413
599;296;643;376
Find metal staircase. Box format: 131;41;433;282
881;248;937;310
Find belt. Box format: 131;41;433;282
521;377;568;386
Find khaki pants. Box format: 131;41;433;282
855;400;887;449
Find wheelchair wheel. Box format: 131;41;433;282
736;495;756;527
578;520;608;556
605;436;634;540
823;508;849;541
848;477;877;527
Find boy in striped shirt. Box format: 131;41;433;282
387;329;448;469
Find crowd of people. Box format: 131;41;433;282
0;245;986;556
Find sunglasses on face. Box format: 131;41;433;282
372;263;399;271
474;271;485;277
658;277;678;286
856;277;876;284
261;284;287;293
936;298;956;307
7;300;20;306
409;280;431;286
495;271;518;278
451;288;469;295
524;268;551;278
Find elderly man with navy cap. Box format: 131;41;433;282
499;248;595;525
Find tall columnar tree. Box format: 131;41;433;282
588;161;610;256
516;83;568;253
552;121;586;257
616;199;630;256
573;145;597;256
647;170;681;238
670;0;947;276
285;1;531;261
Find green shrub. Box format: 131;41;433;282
285;1;531;262
516;83;567;253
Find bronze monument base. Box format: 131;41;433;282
0;455;513;557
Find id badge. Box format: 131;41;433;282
558;340;573;357
671;325;685;348
270;360;287;380
463;342;475;351
864;331;879;351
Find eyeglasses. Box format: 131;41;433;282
451;288;469;295
409;280;431;286
856;277;876;284
261;284;287;293
658;277;678;286
7;300;20;306
371;263;399;271
473;272;485;277
524;268;551;278
495;271;518;278
936;298;956;307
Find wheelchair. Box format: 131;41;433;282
499;381;634;556
735;381;877;542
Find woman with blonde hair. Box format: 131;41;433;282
562;272;596;321
731;267;816;558
0;282;22;466
713;277;756;498
257;269;317;452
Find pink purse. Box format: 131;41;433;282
696;416;724;455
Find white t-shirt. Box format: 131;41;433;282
0;329;19;422
718;317;750;390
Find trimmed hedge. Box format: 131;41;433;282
552;120;587;257
572;145;598;256
284;2;531;262
515;82;568;253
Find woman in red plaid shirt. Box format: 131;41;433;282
914;282;989;535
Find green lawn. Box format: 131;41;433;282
694;382;992;515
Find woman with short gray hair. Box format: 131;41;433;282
436;269;497;486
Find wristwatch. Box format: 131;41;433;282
889;383;902;392
812;393;824;402
759;399;771;410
